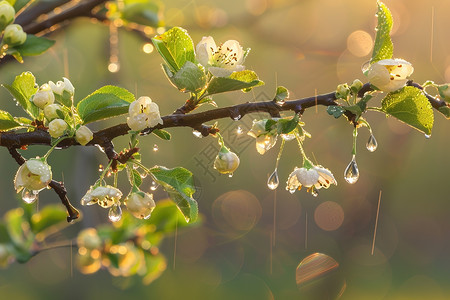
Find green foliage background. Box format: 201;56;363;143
0;0;449;299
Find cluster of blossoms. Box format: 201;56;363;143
81;184;156;222
126;96;163;131
0;1;26;47
366;58;414;92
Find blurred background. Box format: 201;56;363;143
0;0;449;299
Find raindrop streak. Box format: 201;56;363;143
344;156;359;184
425;134;431;139
108;204;122;222
150;181;158;191
192;130;202;138
366;134;378;152
153;144;159;151
22;189;37;204
267;169;279;190
236;126;243;135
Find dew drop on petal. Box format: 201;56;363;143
344;156;359;184
108;204;122;222
150;181;158;191
22;189;37;204
267;169;279;190
152;144;159;151
361;60;371;74
366;134;378;152
192;130;202;138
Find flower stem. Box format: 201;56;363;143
275;139;285;169
352;127;358;156
43;136;69;160
96;159;113;187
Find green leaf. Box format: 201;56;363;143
30;205;68;235
0;110;21;131
2;71;39;119
146;199;196;233
207;70;264;95
151;27;195;73
277;114;299;134
167;61;207;93
150;166;198;223
13;0;30;11
327;105;346;118
381;86;434;135
4;208;33;250
5;48;23;63
77;85;135;124
121;1;163;27
128;167;143;187
265;119;277;132
152;129;171;140
274;86;289;103
437;105;450;119
15;35;55;57
371;2;393;63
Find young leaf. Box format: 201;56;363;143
206;70;264;95
274;86;289;103
15;35;55;57
371;2;393;63
127;166;143;187
2;71;39;119
77;85;135;124
277;114;299;134
29;205;68;235
168;61;207;93
152;129;171;140
149;166;198;223
152;27;195;73
0;110;21;131
145;199;196;233
381;86;434;135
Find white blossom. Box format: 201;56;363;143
2;24;26;46
247;119;278;155
48;119;68;138
367;59;413;92
196;36;245;77
127;96;163;131
14;159;52;192
48;77;74;95
214;150;240;174
44;104;63;120
81;185;122;208
75;125;93;146
125;191;156;219
32;84;55;109
286;165;336;193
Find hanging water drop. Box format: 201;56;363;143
267;169;279;190
281;133;295;141
228;173;234;178
366;134;378;152
236;126;243;135
232;114;242;121
22;189;37;204
289;188;296;194
153;144;159;151
192;130;202;138
311;190;319;197
108;204;122;222
150;181;158;191
425;134;431;139
344;156;359;184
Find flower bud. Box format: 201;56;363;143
43;103;63;120
32;84;55;109
77;228;102;250
14;158;52;192
336;83;350;99
214;149;240;174
0;1;15;32
48;77;74;96
3;24;27;47
125;191;156;219
127;96;163;131
75;125;93;146
350;79;363;93
48;118;68;138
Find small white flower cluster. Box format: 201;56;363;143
81;185;156;222
286;165;337;195
367;58;414;93
127;96;163;131
0;1;26;47
196;36;246;77
247;119;278;155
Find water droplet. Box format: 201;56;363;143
344;156;359;184
311;190;319;197
22;189;37;204
425;134;431;139
361;61;371;74
267;169;279;190
228;173;234;178
289;188;296;194
236;126;243;135
275;99;285;106
108;204;122;222
281;133;296;141
192;130;202;138
150;181;158;191
98;164;104;172
366;134;378;152
153;144;159;151
15;102;19;106
140;172;148;179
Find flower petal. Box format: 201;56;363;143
196;36;216;67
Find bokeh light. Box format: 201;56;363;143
314;201;344;231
